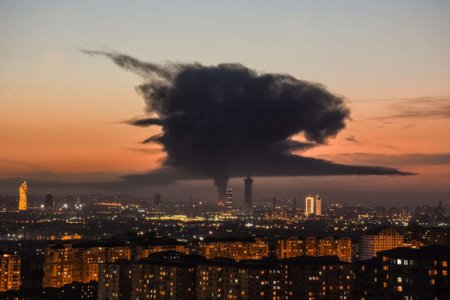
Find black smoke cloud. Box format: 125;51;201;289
84;51;412;198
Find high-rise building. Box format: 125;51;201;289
98;252;353;300
198;238;269;262
135;241;191;260
360;228;405;260
315;195;322;216
18;181;28;211
277;237;352;262
305;195;315;216
43;243;131;288
153;194;162;207
355;246;450;300
277;237;304;259
244;175;253;209
45;281;98;300
99;252;201;300
45;193;54;211
305;237;318;256
336;237;353;263
132;254;197;300
197;259;287;299
98;261;132;300
305;194;322;216
225;187;233;209
0;252;21;292
318;237;335;256
286;256;353;300
197;256;353;300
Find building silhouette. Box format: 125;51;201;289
45;193;54;211
225;187;233;209
153;194;162;208
355;246;450;299
244;174;253;209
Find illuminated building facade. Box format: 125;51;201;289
197;256;353;300
336;237;353;263
18;181;28;211
99;252;197;300
315;195;322;216
98;253;352;300
318;237;335;256
305;194;322;216
286;256;353;299
43;281;98;299
43;243;131;288
277;237;305;259
0;252;21;292
225;186;233;209
197;238;269;262
305;237;318;257
98;261;132;300
197;260;287;299
355;246;450;299
360;228;405;260
277;236;352;262
135;243;191;260
305;195;315;216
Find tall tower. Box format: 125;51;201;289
18;181;28;211
315;195;322;216
154;194;162;208
45;193;54;211
305;195;314;216
244;175;253;209
225;187;233;209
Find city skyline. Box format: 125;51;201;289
1;1;450;205
2;2;450;299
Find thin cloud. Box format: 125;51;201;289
369;96;450;121
125;148;163;155
319;153;450;167
345;135;361;144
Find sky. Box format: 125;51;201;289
1;1;449;205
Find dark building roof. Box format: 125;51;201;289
378;245;450;260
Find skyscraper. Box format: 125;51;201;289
153;194;162;207
18;181;28;211
45;193;54;211
244;174;253;209
225;187;233;209
305;195;314;216
360;228;404;260
305;194;322;216
0;252;21;292
315;195;322;216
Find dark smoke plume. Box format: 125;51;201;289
84;51;411;198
